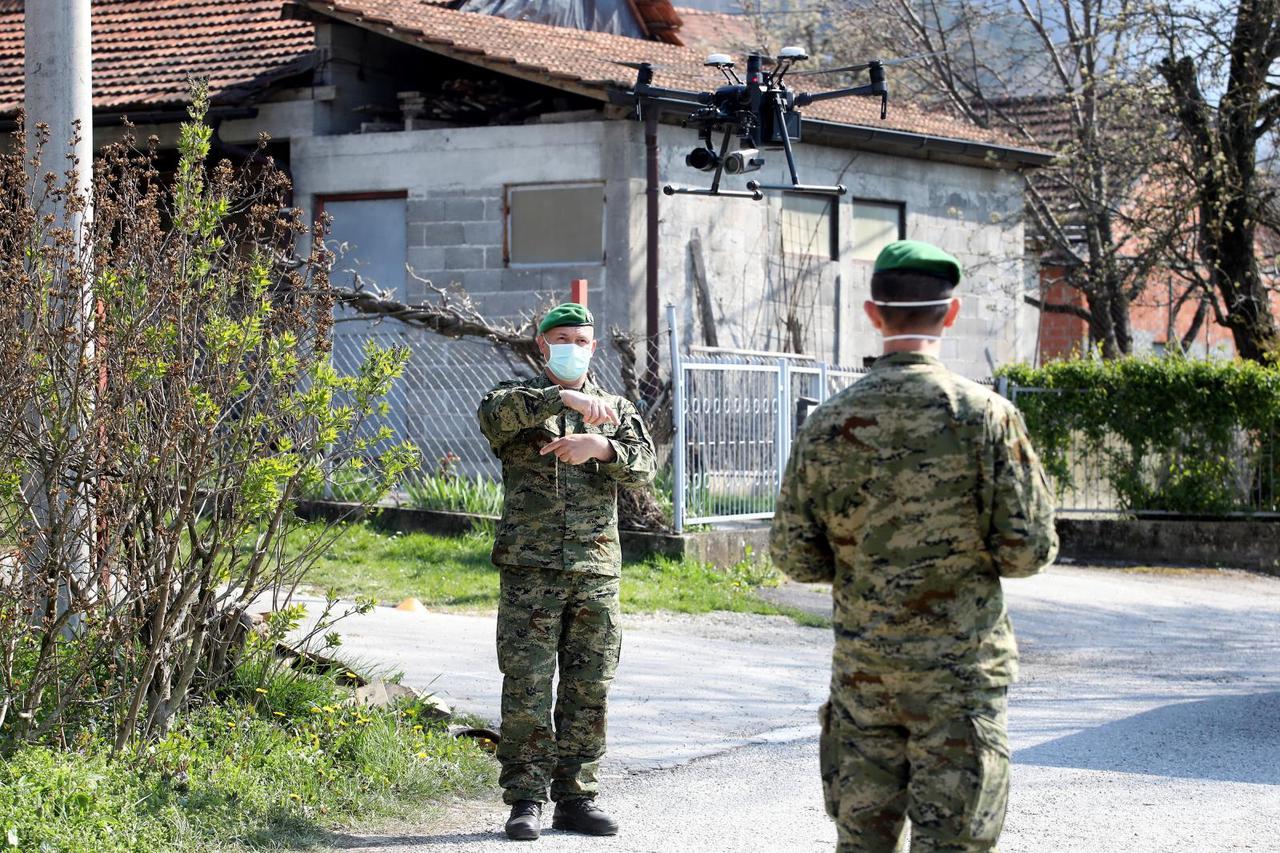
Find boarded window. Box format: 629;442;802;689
781;193;837;260
851;200;904;261
507;183;605;266
319;193;408;293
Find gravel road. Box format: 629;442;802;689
318;564;1280;852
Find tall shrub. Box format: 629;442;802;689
0;86;416;752
999;357;1280;514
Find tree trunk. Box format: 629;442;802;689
1159;0;1280;362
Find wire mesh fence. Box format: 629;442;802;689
328;319;634;511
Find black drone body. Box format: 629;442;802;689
622;49;893;200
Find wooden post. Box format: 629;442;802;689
571;278;589;308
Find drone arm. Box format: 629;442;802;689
794;84;877;105
796;85;888;119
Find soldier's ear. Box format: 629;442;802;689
942;298;961;328
536;334;549;358
863;300;885;332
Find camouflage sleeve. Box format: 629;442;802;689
985;401;1059;578
477;381;564;453
770;431;835;583
599;398;657;487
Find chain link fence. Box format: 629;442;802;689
329;319;635;511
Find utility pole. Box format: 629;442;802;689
24;0;95;628
25;0;93;209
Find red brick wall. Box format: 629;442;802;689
1036;266;1088;362
1035;265;1274;363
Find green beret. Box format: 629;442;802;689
538;302;594;334
873;240;962;285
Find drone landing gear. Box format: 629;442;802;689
749;96;848;196
746;181;846;196
663;186;764;200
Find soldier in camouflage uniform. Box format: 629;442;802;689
770;241;1058;853
477;303;656;841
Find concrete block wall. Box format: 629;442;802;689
293;121;636;475
646;121;1031;378
293;121;624;325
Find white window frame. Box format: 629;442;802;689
850;198;906;262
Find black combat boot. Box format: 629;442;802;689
551;797;619;836
505;800;542;841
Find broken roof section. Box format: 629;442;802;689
673;6;757;54
458;0;683;44
459;0;649;39
293;0;1050;163
0;0;314;115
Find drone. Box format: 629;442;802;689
619;48;910;200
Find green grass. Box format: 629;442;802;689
292;522;826;625
0;661;497;852
292;522;501;610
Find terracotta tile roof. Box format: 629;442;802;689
299;0;1034;149
0;0;1041;154
671;6;758;55
983;95;1073;150
0;0;314;115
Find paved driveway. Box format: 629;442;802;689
319;564;1280;852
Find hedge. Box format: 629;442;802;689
997;357;1280;515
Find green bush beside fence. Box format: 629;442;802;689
998;357;1280;515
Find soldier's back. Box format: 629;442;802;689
797;352;1022;690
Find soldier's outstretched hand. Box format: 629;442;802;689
560;389;620;426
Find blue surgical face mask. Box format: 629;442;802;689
546;342;593;382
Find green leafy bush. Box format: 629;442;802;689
998;356;1280;514
405;473;504;516
0;85;416;753
0;655;496;852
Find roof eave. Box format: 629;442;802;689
801;118;1054;170
295;1;1054;168
604;87;1054;170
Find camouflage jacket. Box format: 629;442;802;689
770;352;1058;689
478;373;656;577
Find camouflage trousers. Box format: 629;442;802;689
819;686;1010;853
495;566;621;805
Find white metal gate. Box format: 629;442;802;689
667;305;863;532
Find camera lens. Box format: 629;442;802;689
686;147;719;172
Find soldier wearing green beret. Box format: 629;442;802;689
770;240;1058;852
477;302;656;841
